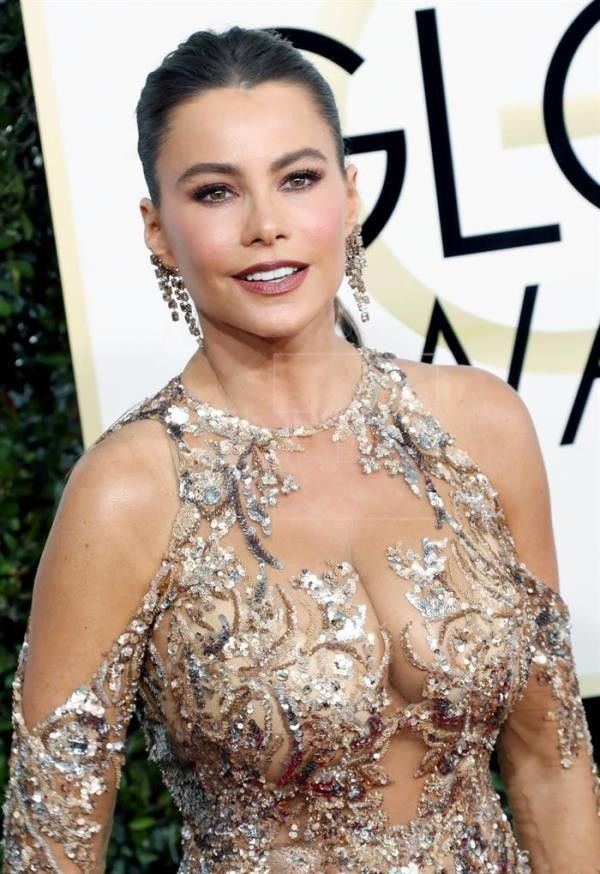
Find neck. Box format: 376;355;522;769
181;322;362;430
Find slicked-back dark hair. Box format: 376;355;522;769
136;26;361;345
136;26;346;206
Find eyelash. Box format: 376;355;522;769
190;167;324;204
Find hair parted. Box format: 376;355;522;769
136;25;360;345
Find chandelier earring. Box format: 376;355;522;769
150;253;203;346
345;224;369;323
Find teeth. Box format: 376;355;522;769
242;266;300;281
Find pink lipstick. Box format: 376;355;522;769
232;260;309;296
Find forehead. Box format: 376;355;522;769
156;82;335;178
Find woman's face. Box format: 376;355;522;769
140;81;359;344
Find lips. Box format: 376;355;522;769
233;260;308;279
232;260;309;296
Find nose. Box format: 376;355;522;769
240;190;288;248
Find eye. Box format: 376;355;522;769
190;184;233;204
282;168;324;190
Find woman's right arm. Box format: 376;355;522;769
2;422;179;872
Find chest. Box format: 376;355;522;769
146;435;529;778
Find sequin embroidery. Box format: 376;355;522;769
3;346;598;873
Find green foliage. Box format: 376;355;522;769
0;0;180;868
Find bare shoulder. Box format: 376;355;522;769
22;419;180;726
395;358;538;465
395;356;559;591
42;417;180;601
71;417;177;515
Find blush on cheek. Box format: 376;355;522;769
304;204;346;249
174;216;235;278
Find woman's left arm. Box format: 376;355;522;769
449;366;600;872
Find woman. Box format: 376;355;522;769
2;26;599;874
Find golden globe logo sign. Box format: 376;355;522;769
276;2;599;448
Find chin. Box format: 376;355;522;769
236;307;330;343
263;321;327;344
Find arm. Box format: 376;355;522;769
2;421;178;872
451;366;600;872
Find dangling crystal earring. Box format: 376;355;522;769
345;224;369;323
150;253;203;346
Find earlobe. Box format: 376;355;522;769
139;197;159;252
344;163;361;234
139;198;174;265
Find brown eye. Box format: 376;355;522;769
288;175;309;189
191;185;232;203
282;169;323;191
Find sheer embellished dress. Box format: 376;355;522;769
3;346;599;872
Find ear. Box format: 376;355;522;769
139;198;177;267
343;163;360;236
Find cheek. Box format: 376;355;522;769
164;206;236;275
309;207;344;243
301;202;347;258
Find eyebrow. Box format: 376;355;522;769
176;147;328;186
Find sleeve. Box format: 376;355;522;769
0;424;179;873
455;367;600;867
496;562;600;871
1;562;169;873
